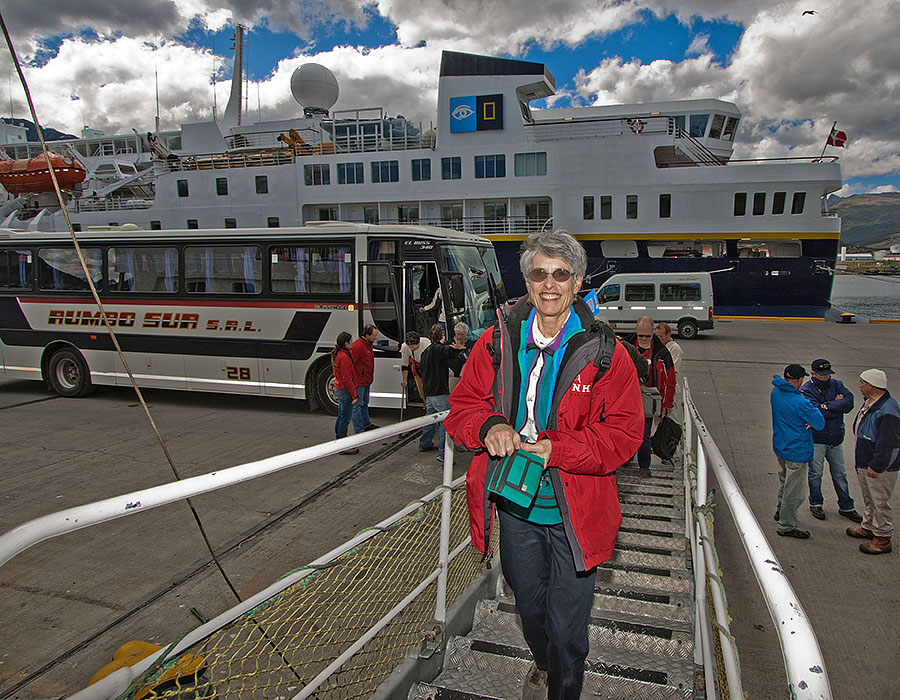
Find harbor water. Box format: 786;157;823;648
830;273;900;319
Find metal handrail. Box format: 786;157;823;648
682;379;832;699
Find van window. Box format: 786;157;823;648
625;284;655;302
597;284;620;303
660;283;701;301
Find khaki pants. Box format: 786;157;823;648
856;468;898;538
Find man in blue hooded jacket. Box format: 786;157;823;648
800;359;862;523
771;364;826;538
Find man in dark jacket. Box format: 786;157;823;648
624;317;676;478
771;364;826;538
418;324;465;460
444;229;643;700
847;368;900;555
800;359;862;522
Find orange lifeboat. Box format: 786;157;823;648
0;153;86;194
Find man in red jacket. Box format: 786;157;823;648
350;324;379;432
444;229;643;700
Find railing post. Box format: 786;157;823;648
435;433;454;624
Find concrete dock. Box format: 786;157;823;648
0;318;898;698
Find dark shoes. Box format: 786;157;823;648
846;527;875;539
777;528;810;539
522;662;549;700
364;424;379;431
339;447;359;455
419;444;437;452
839;509;863;523
809;506;826;520
639;468;653;478
860;537;892;555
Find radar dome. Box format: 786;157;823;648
290;64;339;116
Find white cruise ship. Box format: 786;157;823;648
0;41;843;316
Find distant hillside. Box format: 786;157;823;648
1;117;76;143
832;192;900;247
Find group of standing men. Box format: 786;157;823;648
771;359;900;554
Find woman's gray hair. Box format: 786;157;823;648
454;321;469;335
519;228;587;279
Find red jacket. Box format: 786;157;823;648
332;348;358;400
350;337;375;386
623;333;676;410
444;297;644;571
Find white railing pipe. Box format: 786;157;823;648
683;380;832;699
0;411;448;569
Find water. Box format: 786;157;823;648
830;274;900;320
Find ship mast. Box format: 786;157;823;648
221;24;244;129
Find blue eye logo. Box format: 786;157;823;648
452;105;475;120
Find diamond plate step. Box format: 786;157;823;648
411;636;692;700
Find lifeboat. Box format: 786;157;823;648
0;153;87;194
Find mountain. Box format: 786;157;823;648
1;117;76;143
831;192;900;248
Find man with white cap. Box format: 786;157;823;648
847;368;900;555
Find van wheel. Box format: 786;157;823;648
47;348;96;397
677;319;699;340
315;365;339;415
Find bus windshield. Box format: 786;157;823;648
439;244;506;339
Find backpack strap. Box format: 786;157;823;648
592;322;617;384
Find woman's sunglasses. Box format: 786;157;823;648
527;268;573;283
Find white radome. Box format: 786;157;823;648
290;64;340;112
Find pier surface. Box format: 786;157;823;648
0;318;898;698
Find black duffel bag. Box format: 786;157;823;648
651;416;682;462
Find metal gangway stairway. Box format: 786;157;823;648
410;462;695;700
0;380;831;699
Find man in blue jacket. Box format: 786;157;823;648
771;364;826;538
800;359;862;523
847;368;900;555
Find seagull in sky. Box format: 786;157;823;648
802;9;817;15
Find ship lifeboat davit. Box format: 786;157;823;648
0;153;86;194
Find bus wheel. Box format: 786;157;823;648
677;319;699;340
315;365;340;415
47;348;96;397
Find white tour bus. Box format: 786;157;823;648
586;271;714;339
0;223;507;411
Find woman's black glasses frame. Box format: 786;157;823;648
527;268;573;283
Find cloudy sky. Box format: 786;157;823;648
1;0;898;196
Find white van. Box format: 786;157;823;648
585;272;714;339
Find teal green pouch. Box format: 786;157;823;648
487;449;546;509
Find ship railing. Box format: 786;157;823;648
70;197;153;213
166;150;297;172
674;128;725;166
524;113;673;142
682;378;832;699
374;215;549;236
0;412;493;700
722;155;840;166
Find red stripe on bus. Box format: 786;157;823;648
15;297;353;310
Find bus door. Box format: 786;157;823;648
404;261;441;337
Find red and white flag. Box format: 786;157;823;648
826;126;847;148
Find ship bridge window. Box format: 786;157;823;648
338;162;365;184
689;114;709;138
600;195;612;220
185;245;262;294
625;284;655;302
442;156;462;180
108;247;178;293
722;117;739;142
475;154;506;179
673;115;686;135
412;158;431;181
372;160;399;183
772;192;786;215
270;245;352;296
791;192;806;214
709;114;726;139
0;250;32;290
660;283;701;302
753;192;767;216
583;196;594;220
304;163;331;186
38;248;103;292
514;152;547;177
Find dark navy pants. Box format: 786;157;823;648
498;508;596;700
637;417;653;469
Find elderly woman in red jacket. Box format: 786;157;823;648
331;331;359;455
444;228;643;700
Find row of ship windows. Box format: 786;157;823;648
174;152;548;196
582;191;808;220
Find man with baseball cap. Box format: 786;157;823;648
800;359;862;523
848;368;900;554
771;364;825;538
